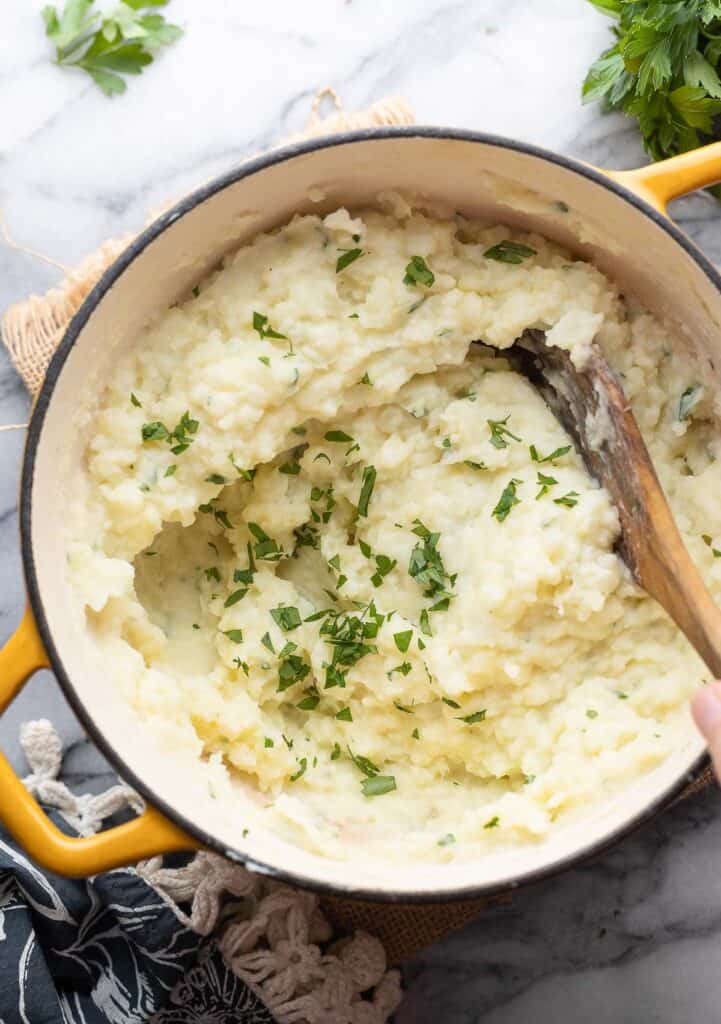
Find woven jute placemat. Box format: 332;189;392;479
1;91;714;967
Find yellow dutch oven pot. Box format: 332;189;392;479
1;129;721;900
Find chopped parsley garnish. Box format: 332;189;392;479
553;491;580;509
277;644;311;692
484;241;536;264
165;464;177;477
141;421;170;442
371;553;397;588
411;727;420;740
393;700;415;714
336;248;364;273
492;479;522;522
408;297;426;314
483;816;500;829
403;255;435;288
141;410;199;455
270;605;302;632
282;734;294;750
258;356;270;367
361;775;397;797
234;658;249;675
261;632;275;653
290;758;308;782
205;566;221;583
248;522;284;561
229;453;256;481
224;589;247;608
388;662;412;678
360;372;372;385
419;609;432;636
438;833;456;847
264;737;274;748
535;471;558;499
455;387;476;401
393;630;413;653
357;465;376;517
457;709;486;724
223;629;244;643
442;697;461;709
296;688;320;711
678;384;703;421
331;743;341;760
464;460;487;471
336;707;353;722
130;392;141;408
279;460;301;475
408;519;455;610
199;501;233;529
586;709;598;719
530;444;572;464
347;746;397;797
206;473;226;485
252;311;287;341
320;606;380;688
488;416;521;449
441;436;452;449
703;534;721;557
348;747;380;776
324;430;354;443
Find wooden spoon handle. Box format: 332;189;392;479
645;524;721;680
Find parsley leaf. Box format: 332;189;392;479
484;241;536;264
252;311;287;341
553;491;580;509
403;255;435;288
488;416;521;449
223;629;244;643
535;471;558;499
361;775;396;797
336;248;364;273
42;0;183;97
492;478;522;522
457;709;487;724
270;605;302;632
530;443;572;464
393;630;413;653
408;519;455;609
357;465;376;517
582;1;721;169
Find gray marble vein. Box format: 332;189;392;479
2;1;721;1020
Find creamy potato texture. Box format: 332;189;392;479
68;202;718;860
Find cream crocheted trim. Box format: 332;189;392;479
19;719;402;1024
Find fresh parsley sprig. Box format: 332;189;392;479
43;0;183;97
583;0;721;174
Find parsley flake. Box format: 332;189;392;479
336;248;364;273
403;255;435;288
488;416;521;449
492;479;522;522
484;241;536;264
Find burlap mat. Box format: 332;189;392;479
1;90;714;966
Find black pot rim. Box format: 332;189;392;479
19;126;712;904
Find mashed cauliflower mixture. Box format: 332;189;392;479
67;201;721;860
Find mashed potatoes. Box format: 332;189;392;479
67;202;721;861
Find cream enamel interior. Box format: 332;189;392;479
27;133;719;897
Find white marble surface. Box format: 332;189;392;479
3;1;721;1020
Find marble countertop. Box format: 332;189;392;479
3;1;721;1020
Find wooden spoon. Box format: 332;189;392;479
506;328;721;678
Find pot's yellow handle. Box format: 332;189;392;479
609;141;721;213
0;606;198;876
